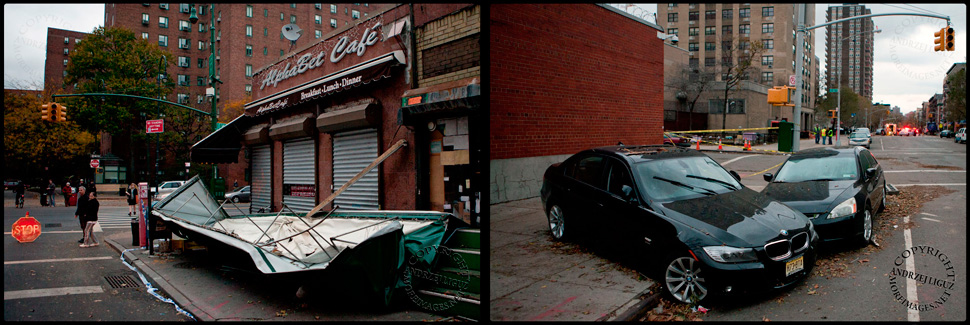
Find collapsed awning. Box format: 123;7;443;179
400;77;480;125
190;114;253;164
245;50;406;117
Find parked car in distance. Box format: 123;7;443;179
956;128;967;144
762;146;886;247
898;128;912;136
939;129;953;138
541;145;817;304
874;128;884;135
151;180;186;198
854;128;871;137
5;179;22;191
663;133;692;147
848;132;871;149
224;185;251;203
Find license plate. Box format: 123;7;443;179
785;256;804;277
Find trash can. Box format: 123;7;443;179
40;192;49;206
131;218;139;246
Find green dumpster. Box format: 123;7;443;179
778;121;794;152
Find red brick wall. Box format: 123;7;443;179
45;28;90;94
490;4;664;160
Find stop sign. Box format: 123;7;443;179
90;159;100;168
12;213;42;243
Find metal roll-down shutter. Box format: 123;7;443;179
332;128;379;210
282;137;317;213
250;144;272;213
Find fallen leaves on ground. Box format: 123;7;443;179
641;298;706;322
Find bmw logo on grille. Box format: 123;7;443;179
780;229;789;236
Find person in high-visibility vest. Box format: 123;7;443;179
827;127;834;145
814;125;821;144
820;127;827;145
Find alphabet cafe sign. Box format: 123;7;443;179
247;21;405;117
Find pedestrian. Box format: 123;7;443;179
827;127;834;145
814;124;821;144
75;186;89;244
126;183;138;216
15;181;26;208
62;182;72;206
87;180;97;195
233;180;239;189
47;179;57;207
80;191;100;248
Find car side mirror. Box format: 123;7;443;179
727;170;740;181
763;173;773;182
865;167;877;179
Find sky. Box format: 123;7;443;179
624;3;966;115
3;3;966;115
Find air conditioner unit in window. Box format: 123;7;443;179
217;17;221;23
216;37;221;42
215;56;220;61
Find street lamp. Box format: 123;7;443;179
836;28;881;144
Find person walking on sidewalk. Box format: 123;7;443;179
814;124;821;144
75;186;89;243
126;183;138;216
47;180;57;207
62;182;72;206
80;191;101;247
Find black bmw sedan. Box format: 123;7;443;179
540;145;818;304
762;146;886;246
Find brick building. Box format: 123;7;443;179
44;27;90;94
102;3;388;188
191;4;481;224
490;4;665;204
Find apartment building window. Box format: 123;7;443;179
264;8;268;17
331;4;337;13
198;40;204;50
281;49;284;57
178;93;189;104
688;27;698;36
689;58;699;67
290;15;296;23
246;25;252;37
315;14;322;24
763;39;774;49
762;55;773;66
739;8;750;18
246;5;253;18
198;23;205;33
197;76;204;86
352;10;360;19
705;42;715;51
723;9;732;19
159;3;168;10
142;13;149;25
722;41;732;51
762;71;773;83
705;58;716;67
739;41;750;50
159;35;168;47
246;45;253;57
264;27;268;36
179;3;189;13
280;12;284;21
64;59;68;66
668;28;678;35
246;64;252;77
142;32;149;40
689;11;699;21
263;47;267;55
762;23;773;34
198;58;204;68
178;37;189;49
688;43;699;51
315;30;322;39
668;13;678;22
739;24;750;35
291;3;296;8
762;6;774;17
315;3;322;10
177;56;188;67
705;26;715;35
330;18;337;28
245;84;252;94
179;20;190;31
177;74;188;86
64;48;69;55
668;3;677;7
159;16;168;28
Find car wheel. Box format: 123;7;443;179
858;205;873;247
547;204;568;240
663;254;709;304
232;196;240;203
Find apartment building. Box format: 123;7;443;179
657;3;818;131
824;4;875;101
43;27;90;94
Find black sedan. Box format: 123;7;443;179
762;146;886;246
540;145;818;304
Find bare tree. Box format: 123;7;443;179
716;35;767;138
667;62;717;130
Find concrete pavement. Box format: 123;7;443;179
490;197;657;321
692;134;851;155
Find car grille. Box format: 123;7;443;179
764;231;809;261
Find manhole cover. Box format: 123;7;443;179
105;275;141;289
44;223;62;228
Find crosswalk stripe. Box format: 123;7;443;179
4;286;104;300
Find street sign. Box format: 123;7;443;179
789;75;797;86
147;119;164;133
829;88;839;93
90;159;100;168
12;213;41;243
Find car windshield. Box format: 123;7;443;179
773;155;858;182
634;156;741;202
849;133;868;139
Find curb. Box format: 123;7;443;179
104;237;215;322
600;285;662;322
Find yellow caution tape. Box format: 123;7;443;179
666;127;779;134
742;160;787;179
664;132;793;155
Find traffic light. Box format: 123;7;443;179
944;26;954;51
40;103;53;122
55;103;67;122
828;110;837;119
768;86;793;106
934;28;947;52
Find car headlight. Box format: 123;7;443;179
826;197;857;219
703;246;759;263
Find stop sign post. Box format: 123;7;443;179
12;213;42;243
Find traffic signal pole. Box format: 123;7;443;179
790;7;951;152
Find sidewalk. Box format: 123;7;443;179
692;135;849;155
490;198;657;321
